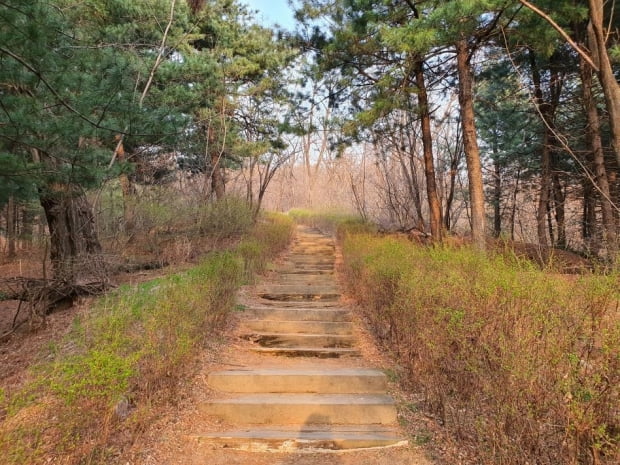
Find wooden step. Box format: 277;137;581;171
243;307;351;322
240;319;354;335
188;425;407;451
201;393;398;425
250;346;360;358
207;368;387;393
242;332;355;348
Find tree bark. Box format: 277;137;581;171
530;50;562;248
7;196;16;259
510;168;521;241
580;55;617;254
207;125;226;200
414;59;442;242
211;152;225;200
114;135;136;232
582;178;598;252
39;185;104;282
588;0;620;168
537;137;551;247
492;154;501;238
551;168;566;248
455;39;486;250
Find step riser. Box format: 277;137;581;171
241;320;353;335
201;403;397;425
244;308;350;322
250;347;360;358
259;293;340;302
251;300;341;308
190;433;407;451
244;333;355;348
208;373;387;393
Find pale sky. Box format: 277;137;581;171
243;0;297;30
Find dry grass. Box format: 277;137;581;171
0;212;294;465
340;231;619;465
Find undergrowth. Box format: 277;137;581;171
0;212;293;464
340;229;619;465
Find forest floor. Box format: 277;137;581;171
0;236;598;465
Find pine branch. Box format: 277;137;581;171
518;0;599;71
0;45;122;133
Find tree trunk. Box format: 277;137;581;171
455;39;486;250
114;135;136;232
444;148;459;231
580;56;617;254
510;168;521;241
588;0;620;168
530;50;562;248
207;124;225;200
414;60;442;242
537;141;551;247
7;196;16;259
551;169;566;248
492;153;502;238
582;178;598;253
211;151;225;200
39;185;104;282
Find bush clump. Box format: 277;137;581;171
341;232;620;465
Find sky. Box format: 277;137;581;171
242;0;297;30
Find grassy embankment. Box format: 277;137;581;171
294;210;620;465
0;201;293;464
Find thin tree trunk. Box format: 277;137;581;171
207;125;225;200
492;153;501;238
538;140;551;247
211;152;225;200
530;50;562;248
580;56;617;253
7;196;16;259
114;135;136;232
444;148;459;231
510;168;521;241
455;39;486;250
414;59;442;242
582;178;598;252
551;169;566;247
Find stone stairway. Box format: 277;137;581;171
193;225;407;452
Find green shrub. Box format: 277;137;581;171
198;197;254;239
342;233;620;465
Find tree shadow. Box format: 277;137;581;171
279;413;343;465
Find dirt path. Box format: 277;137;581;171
129;226;434;465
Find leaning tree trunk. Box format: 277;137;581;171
39;185;104;283
456;39;486;251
